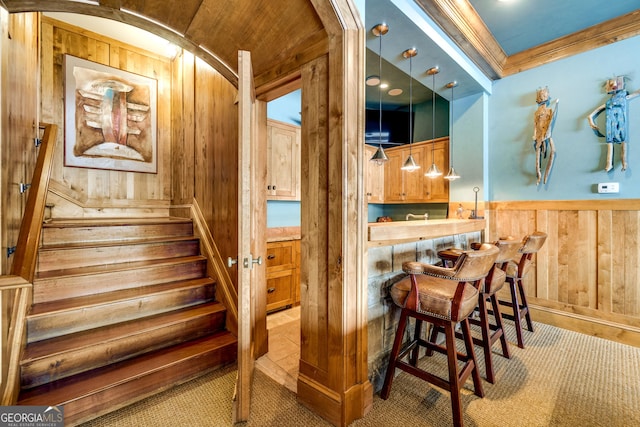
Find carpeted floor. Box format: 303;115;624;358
81;322;640;426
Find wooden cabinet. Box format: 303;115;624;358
267;119;301;200
422;139;449;202
383;138;449;203
365;145;385;203
265;239;300;312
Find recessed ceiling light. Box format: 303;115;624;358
366;76;381;86
380;82;389;89
388;88;403;96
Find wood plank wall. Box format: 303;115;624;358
1;12;39;275
487;200;640;346
40;16;173;216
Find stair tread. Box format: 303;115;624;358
39;235;199;251
28;277;215;317
23;302;225;362
18;332;237;406
35;255;206;280
42;217;193;228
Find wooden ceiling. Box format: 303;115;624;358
2;0;328;96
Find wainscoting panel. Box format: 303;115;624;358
487;200;640;347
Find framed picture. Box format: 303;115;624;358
64;55;158;173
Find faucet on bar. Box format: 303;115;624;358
405;212;429;221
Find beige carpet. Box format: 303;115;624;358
81;322;640;426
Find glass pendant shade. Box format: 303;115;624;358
425;162;442;177
444;81;461;181
401;154;420;171
445;166;460;180
401;47;419;171
371;145;389;164
369;23;389;164
426;66;441;178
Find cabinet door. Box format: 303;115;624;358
402;146;425;202
423;140;449;202
384;150;405;202
267;120;300;200
266;269;294;312
266;241;295;272
365;145;385;203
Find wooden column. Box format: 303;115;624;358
297;1;372;426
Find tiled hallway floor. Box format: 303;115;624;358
255;305;300;392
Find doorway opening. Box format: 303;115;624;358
255;88;302;392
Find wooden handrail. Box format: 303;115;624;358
11;123;58;281
1;123;57;405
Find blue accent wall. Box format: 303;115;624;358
486;35;640;201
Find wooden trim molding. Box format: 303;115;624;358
419;1;640;79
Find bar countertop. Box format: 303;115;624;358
368;218;486;246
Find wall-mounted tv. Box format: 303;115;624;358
365;109;414;147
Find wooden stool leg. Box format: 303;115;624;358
410;318;423;366
517;279;534;332
490;293;511;360
508;279;526;349
460;318;484;398
444;322;464;427
476;293;495;384
381;309;409;399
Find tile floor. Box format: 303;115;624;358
255;305;300;392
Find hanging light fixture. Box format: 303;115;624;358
425;66;442;178
400;47;420;171
444;81;461;180
370;23;389;165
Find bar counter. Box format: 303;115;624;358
368;218;486;246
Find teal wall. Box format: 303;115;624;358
486;35;640;201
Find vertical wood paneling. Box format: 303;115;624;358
597;209;613;313
300;55;329;374
2;12;39;274
193;57;238;289
488;201;640;340
41;17;172;215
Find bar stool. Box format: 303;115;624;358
380;244;499;427
499;231;547;349
430;237;521;383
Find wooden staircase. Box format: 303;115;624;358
17;217;237;425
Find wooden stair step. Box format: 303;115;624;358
41;217;194;245
21;302;226;389
37;236;201;272
27;278;216;343
33;255;207;303
18;332;237;426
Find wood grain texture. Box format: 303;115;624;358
488;200;640;347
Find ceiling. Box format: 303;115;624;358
3;0;640;109
366;0;640;107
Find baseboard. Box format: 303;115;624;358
531;304;640;348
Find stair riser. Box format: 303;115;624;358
37;239;200;272
41;223;194;245
21;310;226;389
23;340;237;426
27;284;216;343
33;259;207;303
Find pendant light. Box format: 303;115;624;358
400;47;420;171
444;81;461;180
370;23;389;165
425;66;442;178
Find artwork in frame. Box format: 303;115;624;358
64;54;158;173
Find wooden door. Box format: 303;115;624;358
234;49;267;423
